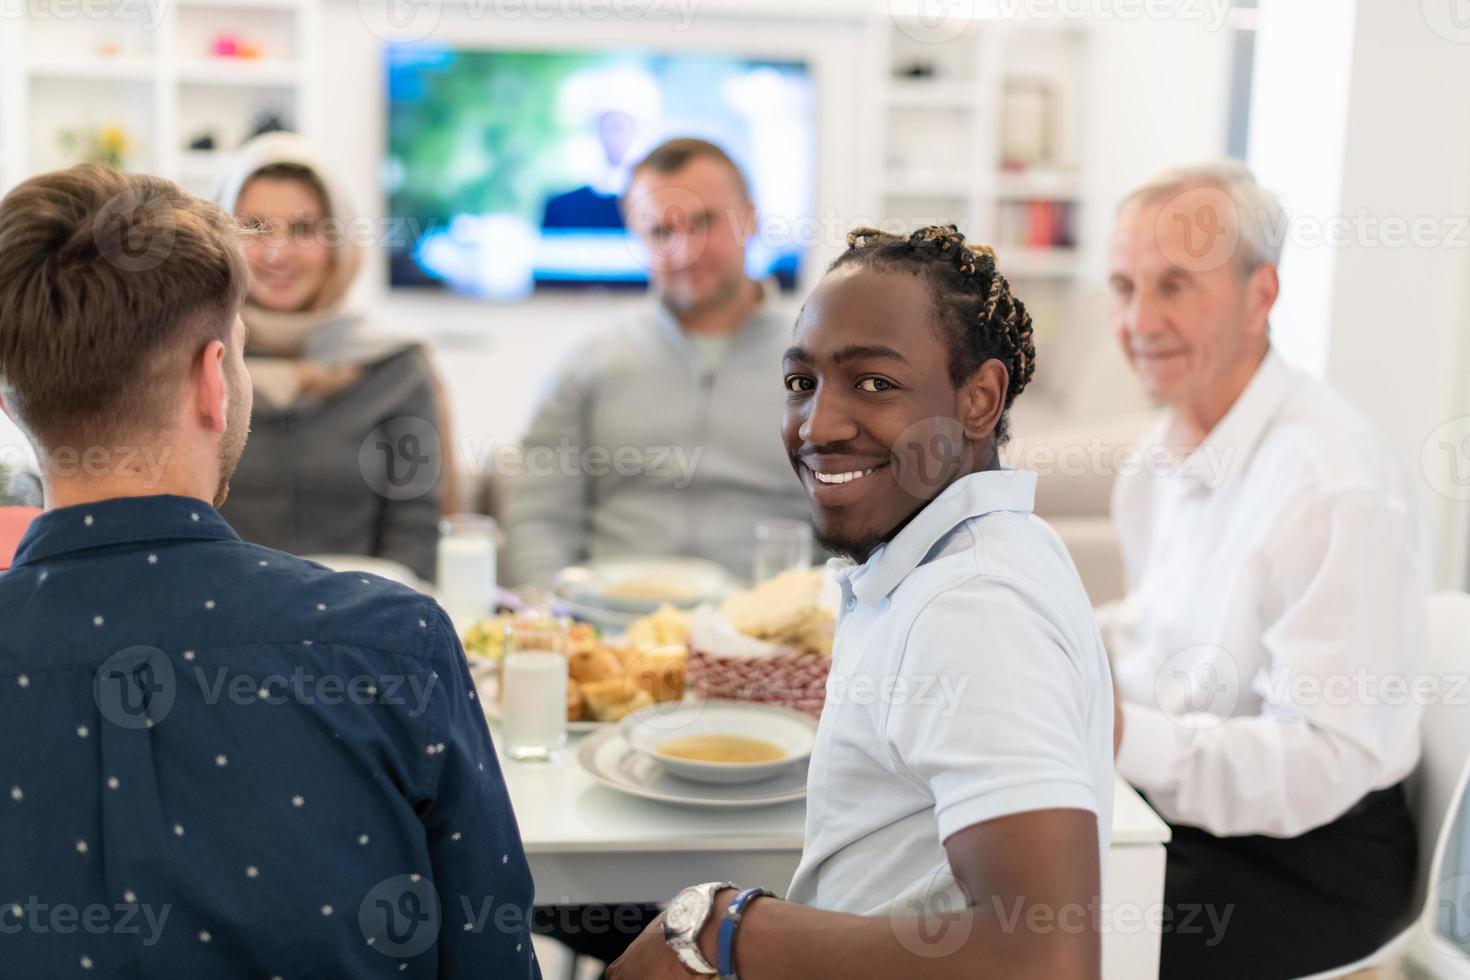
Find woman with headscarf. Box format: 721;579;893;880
216;132;454;583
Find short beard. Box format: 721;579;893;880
813;504;927;567
661;272;744;319
813;527;884;566
213;363;252;507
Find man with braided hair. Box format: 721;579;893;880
610;225;1115;980
1104;162;1430;977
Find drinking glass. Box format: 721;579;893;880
437;514;497;629
500;611;569;763
752;519;814;584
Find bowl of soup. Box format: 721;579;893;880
620;700;818;785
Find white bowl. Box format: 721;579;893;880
556;557;735;614
619;700;817;785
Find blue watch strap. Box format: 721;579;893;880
717;886;774;979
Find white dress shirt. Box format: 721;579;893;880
787;469;1114;916
1108;349;1432;838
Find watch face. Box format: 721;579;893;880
666;890;703;933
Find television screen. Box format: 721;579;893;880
384;46;817;299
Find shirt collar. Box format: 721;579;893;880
1155;349;1291;492
11;494;239;567
839;469;1038;607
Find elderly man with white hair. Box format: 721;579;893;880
1103;161;1433;978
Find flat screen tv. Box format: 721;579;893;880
385;46;816;299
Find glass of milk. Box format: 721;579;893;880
437;514;497;630
500;612;569;763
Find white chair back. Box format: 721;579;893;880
1411;591;1470;955
1292;592;1470;980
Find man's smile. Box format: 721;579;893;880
798;456;892;505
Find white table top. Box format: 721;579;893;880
495;726;1170;855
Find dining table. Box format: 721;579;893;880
491;722;1173;979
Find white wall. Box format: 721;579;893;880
1248;0;1470;587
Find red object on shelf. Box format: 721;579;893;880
1025;200;1050;248
212;35;241;58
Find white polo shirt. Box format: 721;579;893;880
786;469;1114;916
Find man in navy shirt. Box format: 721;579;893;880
0;165;540;977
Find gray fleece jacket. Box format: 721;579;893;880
503;294;816;586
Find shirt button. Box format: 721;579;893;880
844;596;856;612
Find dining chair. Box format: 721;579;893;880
1293;590;1470;979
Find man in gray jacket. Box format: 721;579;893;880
504;138;813;586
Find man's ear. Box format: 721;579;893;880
734;199;759;243
960;359;1009;443
1245;262;1279;338
195;340;230;436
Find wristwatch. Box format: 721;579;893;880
663;881;737;974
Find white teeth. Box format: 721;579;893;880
813;468;875;485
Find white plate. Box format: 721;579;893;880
578;722;809;809
556;557;736;615
620;701;817;785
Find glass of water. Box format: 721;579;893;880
437;514;497;630
500;612;569;763
752;519;814;584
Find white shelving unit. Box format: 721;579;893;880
862;10;1095;334
0;0;320;200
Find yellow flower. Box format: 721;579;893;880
98;125;130;156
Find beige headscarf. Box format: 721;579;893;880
216;132;462;513
216;132;408;408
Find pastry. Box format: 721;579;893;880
567;645;623;685
580;678;654;722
